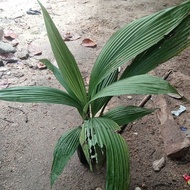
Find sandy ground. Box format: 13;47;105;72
0;0;190;190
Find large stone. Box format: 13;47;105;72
0;41;16;53
155;95;190;158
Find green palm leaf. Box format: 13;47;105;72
40;59;80;102
103;106;155;126
89;1;190;97
38;1;87;106
91;69;119;117
51;126;81;186
80;118;129;190
89;75;178;104
0;86;82;110
40;59;72;94
121;15;190;78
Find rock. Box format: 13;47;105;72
153;157;166;171
16;48;29;60
24;59;38;69
7;71;11;75
141;183;147;188
154;95;190;158
0;53;18;63
28;43;42;56
96;188;102;190
127;96;132;100
0;67;8;72
185;130;190;138
135;187;142;190
0;28;4;40
11;40;19;47
0;42;16;53
13;72;24;78
0;61;4;67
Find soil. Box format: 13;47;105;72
0;0;190;190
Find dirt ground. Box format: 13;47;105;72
0;0;190;190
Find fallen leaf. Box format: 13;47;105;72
37;62;47;70
4;30;17;40
28;43;42;56
81;38;97;48
62;32;81;41
167;93;182;99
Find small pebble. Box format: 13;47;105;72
0;61;4;67
135;187;142;190
185;130;190;138
153;157;166;171
127;96;132;100
7;71;11;75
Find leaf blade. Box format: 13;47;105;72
0;86;82;110
121;15;190;78
90;75;178;102
103;106;156;126
92;118;130;190
38;1;87;106
51;126;81;186
91;69;119;117
40;59;71;93
89;1;190;96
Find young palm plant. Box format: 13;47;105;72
1;1;190;189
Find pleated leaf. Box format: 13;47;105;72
89;1;190;97
103;106;155;126
0;86;82;110
51;126;81;186
38;1;87;106
91;69;119;117
40;59;71;93
121;15;190;78
89;75;178;103
82;118;130;190
80;120;105;171
40;59;80;102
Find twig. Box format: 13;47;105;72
8;106;28;123
118;70;173;134
138;95;152;108
0;117;14;123
138;70;172;107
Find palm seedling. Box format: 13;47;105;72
0;1;190;189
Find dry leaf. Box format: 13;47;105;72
37;62;47;70
167;93;182;99
4;30;17;40
81;38;97;48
